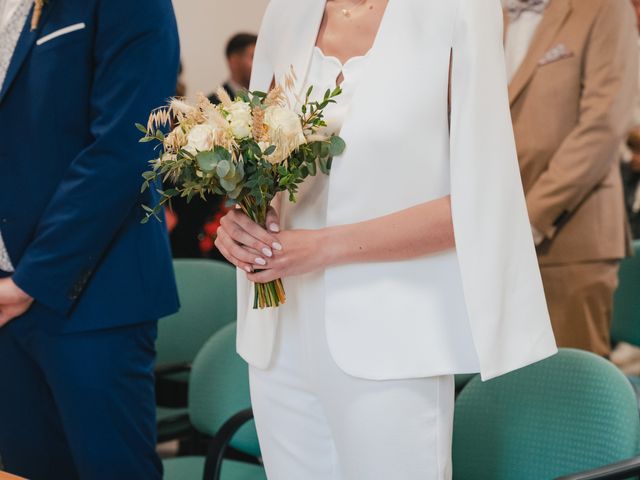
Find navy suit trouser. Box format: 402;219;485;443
0;315;161;480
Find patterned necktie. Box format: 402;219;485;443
506;0;548;21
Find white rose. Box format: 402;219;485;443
227;101;253;139
185;124;216;155
264;107;305;144
264;106;306;163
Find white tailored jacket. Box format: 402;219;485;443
236;0;558;381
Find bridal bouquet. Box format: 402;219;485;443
138;76;345;309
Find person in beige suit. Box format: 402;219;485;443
504;0;638;357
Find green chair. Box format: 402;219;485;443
612;240;640;405
612;240;640;348
163;323;266;480
156;259;237;443
454;374;477;395
453;349;640;480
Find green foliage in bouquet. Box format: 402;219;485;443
138;81;345;309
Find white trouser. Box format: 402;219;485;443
249;287;455;480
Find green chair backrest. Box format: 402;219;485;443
453;349;640;480
156;259;237;366
189;322;260;458
455;374;477;393
612;240;640;347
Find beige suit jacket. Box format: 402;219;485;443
508;0;637;265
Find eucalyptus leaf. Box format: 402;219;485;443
329;136;346;157
197;151;218;172
220;177;237;192
213;146;232;162
216;159;231;178
228;184;243;199
319;142;330;158
308;160;317;176
225;162;237;180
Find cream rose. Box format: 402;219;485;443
227;101;253;139
185;124;216;155
264;106;306;163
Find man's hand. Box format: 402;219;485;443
0;278;34;327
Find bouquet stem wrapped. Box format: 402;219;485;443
138;75;345;309
238;196;286;308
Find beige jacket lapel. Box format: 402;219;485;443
508;0;572;106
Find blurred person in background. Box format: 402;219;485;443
168;34;256;262
0;0;180;478
208;33;257;104
504;0;637;357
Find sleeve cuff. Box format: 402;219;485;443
11;267;75;318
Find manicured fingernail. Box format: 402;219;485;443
262;248;273;258
269;223;280;233
273;242;283;251
255;257;267;266
244;266;252;273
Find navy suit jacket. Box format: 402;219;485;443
0;0;180;333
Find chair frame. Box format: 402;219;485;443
201;408;259;480
156;362;193;444
554;456;640;480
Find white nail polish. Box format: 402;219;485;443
269;223;280;233
262;248;273;258
255;258;267;266
245;266;252;273
273;242;283;251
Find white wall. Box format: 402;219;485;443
172;0;269;96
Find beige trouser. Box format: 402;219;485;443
540;260;619;357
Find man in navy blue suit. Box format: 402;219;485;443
0;0;180;478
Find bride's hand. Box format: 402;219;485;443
215;208;283;272
246;229;328;284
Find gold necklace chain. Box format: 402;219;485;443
338;0;368;18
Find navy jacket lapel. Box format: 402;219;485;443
0;2;53;105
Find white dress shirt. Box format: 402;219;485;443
502;0;550;80
0;0;31;272
504;10;546;81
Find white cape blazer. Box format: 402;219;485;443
236;0;558;381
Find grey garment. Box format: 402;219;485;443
0;0;30;272
0;0;32;90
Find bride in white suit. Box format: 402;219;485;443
215;0;558;478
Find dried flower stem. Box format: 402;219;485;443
31;0;45;31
